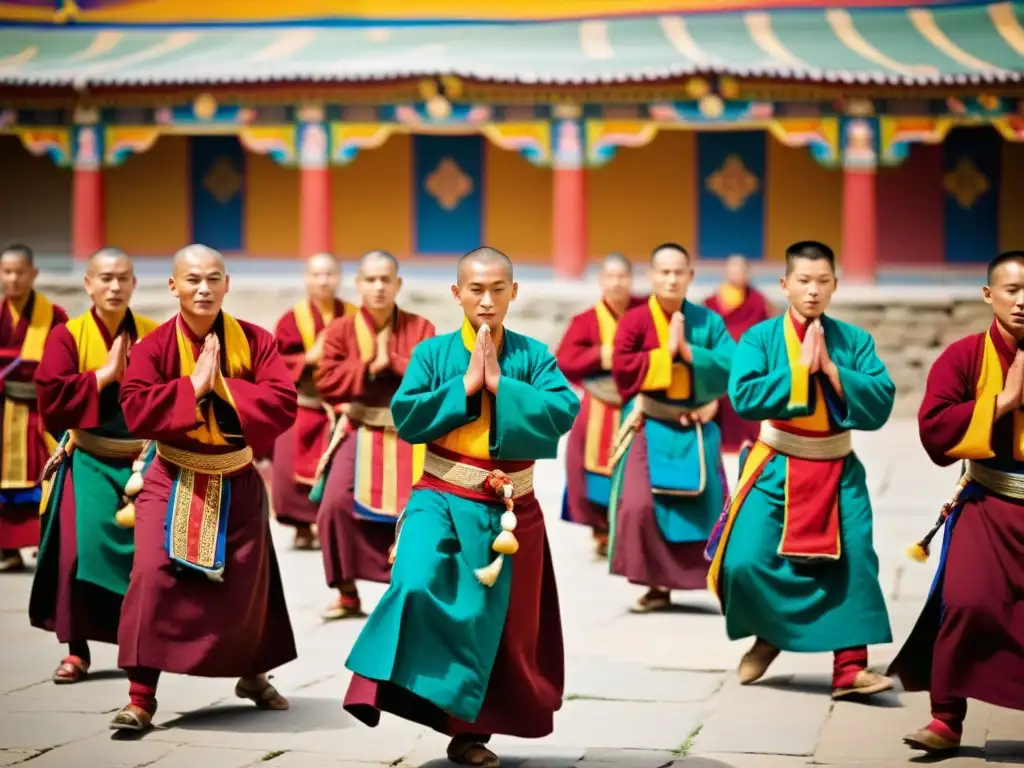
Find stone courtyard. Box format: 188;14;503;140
0;265;1020;767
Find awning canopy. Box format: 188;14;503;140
0;2;1021;87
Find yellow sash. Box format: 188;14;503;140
594;300;618;347
647;294;691;400
8;292;54;363
719;284;745;313
432;318;493;460
782;312;830;432
946;331;1024;461
353;309;379;364
65;310;160;373
294;299;356;352
585;301;622;475
174;313;252;446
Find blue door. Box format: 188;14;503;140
414;135;484;255
190;135;245;252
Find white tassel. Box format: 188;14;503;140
474;555;504;587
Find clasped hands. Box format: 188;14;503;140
798;319;837;377
96;332;131;390
190;334;221;398
667;311;693;364
996;348;1024;419
463;324;500;396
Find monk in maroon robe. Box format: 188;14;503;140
889;250;1024;754
0;244;67;572
110;245;298;732
271;253;356;550
556;253;644;557
315;251;435;620
703;255;773;454
30;248;158;685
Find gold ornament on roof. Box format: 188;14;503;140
706;154;760;211
425;157;473;211
943;156;989;209
203;156;242;204
193;93;219;121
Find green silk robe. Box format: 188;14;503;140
345;323;578;725
718;312;894;652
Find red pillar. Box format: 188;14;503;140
553;167;587;278
841;168;877;283
300;167;332;257
72;167;105;261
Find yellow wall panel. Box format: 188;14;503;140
1000;140;1024;253
483;142;552;262
245;152;299;257
105;135;189;255
764;138;843;262
0;136;71;254
332;134;412;259
586;130;696;262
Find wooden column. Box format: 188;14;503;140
551;110;588;278
71;120;105;260
840;117;879;284
297;106;332;257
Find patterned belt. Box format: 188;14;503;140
155;443;253;475
637;394;692;423
3;380;36;402
70;429;146;460
581;376;622;406
422;449;534;499
346;403;394;429
965;460;1024;500
758;422;852;461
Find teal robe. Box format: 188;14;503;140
719;312;893;652
608;299;736;559
345;324;578;724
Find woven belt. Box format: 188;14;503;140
966;460;1024;500
637;394;692;423
423;449;534;499
70;430;146;460
582;376;622;406
155;443;253;475
3;380;36;402
758;422;852;461
296;393;325;410
347;403;394;429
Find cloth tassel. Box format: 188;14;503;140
907;472;971;563
474;555;505;586
117;445;151;529
474;470;520;587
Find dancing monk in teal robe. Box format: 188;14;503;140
707;241;894;700
344;248;578;768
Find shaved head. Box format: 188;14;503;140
87;247;131;274
457;246;513;286
601;252;632;274
305;251;340;304
169;244;229;320
173;244;225;274
85;247;135;314
306;252;338;272
358;249;399;276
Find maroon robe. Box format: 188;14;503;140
704;286;772;453
0;291;67;550
889;322;1024;713
271;299;354;529
116;313;298;677
28;308;147;644
316;307;435;587
556;296;645;532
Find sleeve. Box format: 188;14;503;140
316;320;368;405
274;311;308;381
390;343;477;445
691;312;737;404
492;346;581;459
222;330;299;450
33;324;103;431
918;339;991;465
829;330;895;432
391;318;436;378
611;311;674;400
728;325;807;421
119;335;205;440
555;314;603;384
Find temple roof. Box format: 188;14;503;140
0;2;1021;87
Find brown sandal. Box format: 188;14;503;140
235;677;290;710
109;704;153;731
447;737;500;767
52;655;89;684
321;595;364;621
630;588;671;614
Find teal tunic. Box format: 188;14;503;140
608;300;736;557
720;313;894;652
345;325;578;723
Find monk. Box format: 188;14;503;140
609;243;735;613
0;244;67;572
889;250;1024;753
708;240;894;700
314;251;435;620
271;252;356;550
109;244;298;731
704;254;774;454
29;248;159;685
343;247;578;768
556;253;644;558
